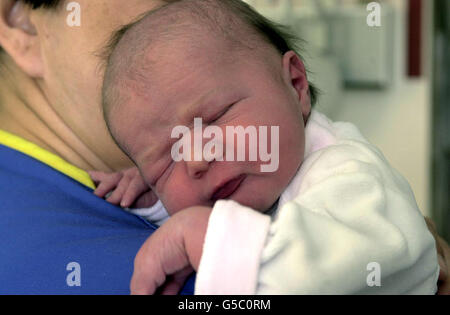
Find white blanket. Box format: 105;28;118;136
195;110;439;294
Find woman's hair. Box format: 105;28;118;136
21;0;62;9
0;0;62;55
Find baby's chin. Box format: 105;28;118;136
209;176;284;213
165;194;278;216
164;177;284;215
227;191;280;214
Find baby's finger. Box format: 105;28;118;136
130;242;166;295
88;170;108;185
121;176;152;208
107;175;133;205
134;192;159;209
130;267;163;295
158;267;193;295
93;173;123;198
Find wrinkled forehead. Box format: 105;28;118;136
107;40;239;156
106;17;284;158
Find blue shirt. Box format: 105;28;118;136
0;142;195;294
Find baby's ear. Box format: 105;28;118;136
282;51;311;123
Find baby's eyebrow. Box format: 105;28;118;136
175;88;229;121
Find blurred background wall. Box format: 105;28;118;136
244;0;446;233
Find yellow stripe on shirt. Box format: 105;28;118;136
0;129;95;190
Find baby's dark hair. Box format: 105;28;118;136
102;0;318;138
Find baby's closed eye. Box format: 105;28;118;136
206;102;236;124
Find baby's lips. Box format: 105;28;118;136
211;174;246;201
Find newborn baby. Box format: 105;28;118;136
91;0;439;294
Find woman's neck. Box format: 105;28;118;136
0;56;128;172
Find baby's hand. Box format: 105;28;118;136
88;167;158;209
130;207;212;295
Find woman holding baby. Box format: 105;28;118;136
0;0;448;295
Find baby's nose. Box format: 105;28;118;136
185;159;210;179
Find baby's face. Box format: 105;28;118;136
111;40;311;215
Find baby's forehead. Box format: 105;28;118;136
112;1;265;69
105;1;278;130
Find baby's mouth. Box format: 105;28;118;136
211;174;246;202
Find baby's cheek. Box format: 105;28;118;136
160;173;201;215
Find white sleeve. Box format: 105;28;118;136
195;141;439;295
255;144;439;294
195;199;271;294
